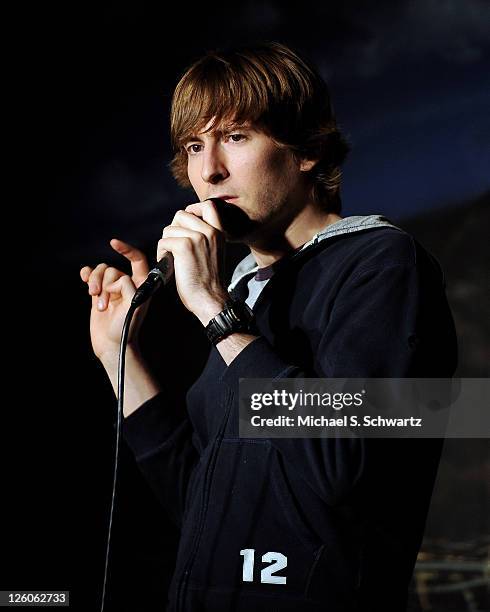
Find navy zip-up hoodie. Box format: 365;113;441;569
122;217;457;611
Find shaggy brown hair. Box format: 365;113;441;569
169;42;350;213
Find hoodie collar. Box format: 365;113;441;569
228;214;400;292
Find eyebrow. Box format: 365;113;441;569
185;121;252;143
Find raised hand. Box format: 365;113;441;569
80;239;151;362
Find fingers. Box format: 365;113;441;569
80;262;128;311
80;266;92;283
157;236;188;263
98;267;125;311
109;238;150;285
184;200;223;232
161;225;206;241
104;275;137;301
157;226;212;263
170;209;220;240
82;263;108;296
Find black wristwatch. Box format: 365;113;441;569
205;299;254;345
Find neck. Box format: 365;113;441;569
249;205;342;268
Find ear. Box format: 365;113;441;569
299;158;318;172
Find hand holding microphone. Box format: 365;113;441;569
133;196;254;312
153;198;230;326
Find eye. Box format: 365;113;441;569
227;133;246;143
186;143;203;155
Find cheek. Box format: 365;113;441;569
267;146;297;178
241;149;295;188
187;158;197;181
187;160;204;195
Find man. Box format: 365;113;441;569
81;43;457;611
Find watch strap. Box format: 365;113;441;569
205;299;253;345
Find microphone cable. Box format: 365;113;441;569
99;301;138;612
98;254;173;611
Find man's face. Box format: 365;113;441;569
185;119;309;243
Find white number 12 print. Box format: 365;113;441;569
240;549;287;584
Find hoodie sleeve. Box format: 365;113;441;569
121;390;199;527
221;258;456;506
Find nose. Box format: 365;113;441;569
201;142;229;184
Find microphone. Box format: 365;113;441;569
130;197;254;307
131;253;175;307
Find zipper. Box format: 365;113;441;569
175;388;233;611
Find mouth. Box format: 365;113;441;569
209;195;239;204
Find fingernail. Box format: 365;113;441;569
97;298;105;310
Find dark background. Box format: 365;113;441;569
4;1;489;611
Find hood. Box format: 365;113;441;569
228;214;401;292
